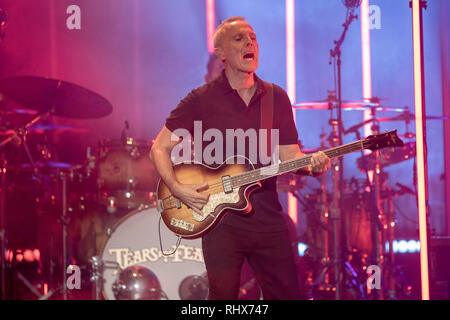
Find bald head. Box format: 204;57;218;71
213;16;247;50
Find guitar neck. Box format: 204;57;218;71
231;139;365;188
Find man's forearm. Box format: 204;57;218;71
150;147;179;190
279;147;314;176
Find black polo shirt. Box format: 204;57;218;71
165;71;298;232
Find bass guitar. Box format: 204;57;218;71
156;130;404;239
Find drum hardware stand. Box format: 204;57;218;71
17;271;60;300
89;256;104;300
348;117;386;300
327;109;344;300
380;184;414;299
312;100;365;300
57;169;69;300
290;186;338;299
85;146;96;179
319;130;331;291
296;130;335;298
89;256;122;300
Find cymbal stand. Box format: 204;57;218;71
385;190;396;299
319;129;331;289
0;14;8;298
288;190;331;298
402;107;416;140
59;170;69;300
327;110;342;300
301;128;334;299
368;110;385;300
0;154;6;299
58;167;84;300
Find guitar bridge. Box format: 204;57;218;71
222;175;233;194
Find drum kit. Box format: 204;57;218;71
0;76;207;300
287;92;449;300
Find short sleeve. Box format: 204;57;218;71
274;86;299;145
165;89;199;136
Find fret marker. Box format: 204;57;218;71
222;175;233;194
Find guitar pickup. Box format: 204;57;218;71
170;218;194;232
222;175;233;194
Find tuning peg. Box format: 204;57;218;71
386;130;394;152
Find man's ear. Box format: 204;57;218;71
214;47;226;62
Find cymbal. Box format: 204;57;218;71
20;160;77;169
0;76;113;119
0;102;37;115
27;123;90;133
377;111;450;122
344;108;449;135
4;123;90;135
293;100;405;112
357;141;416;170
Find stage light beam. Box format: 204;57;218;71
206;0;215;53
411;0;430;301
286;0;298;225
360;0;373;139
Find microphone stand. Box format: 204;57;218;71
329;8;359;300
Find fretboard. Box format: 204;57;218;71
230;139;364;188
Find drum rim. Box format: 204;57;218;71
98;138;153;148
98;204;158;258
98;204;158;300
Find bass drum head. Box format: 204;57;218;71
100;206;207;300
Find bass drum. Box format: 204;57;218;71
100;206;207;300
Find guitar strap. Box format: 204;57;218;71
260;81;274;160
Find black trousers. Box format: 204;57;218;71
202;222;301;300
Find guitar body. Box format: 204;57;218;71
156;157;260;239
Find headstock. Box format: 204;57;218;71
363;130;404;151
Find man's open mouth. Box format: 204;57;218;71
243;52;255;60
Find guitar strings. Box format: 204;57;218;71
167;139;395;212
175;141;365;196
